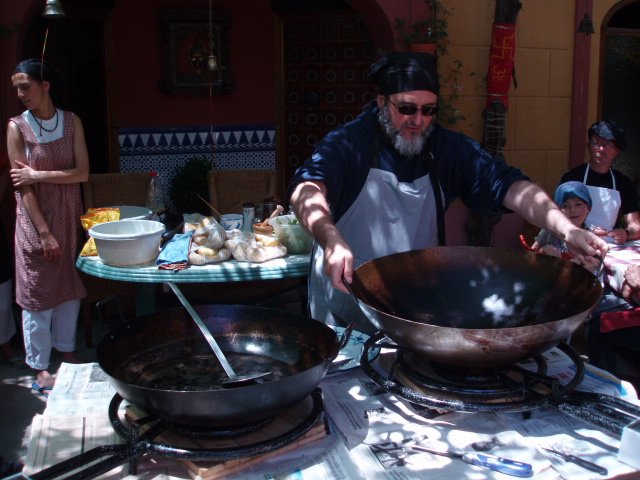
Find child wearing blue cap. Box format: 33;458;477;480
532;181;600;271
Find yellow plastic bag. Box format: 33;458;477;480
79;208;120;256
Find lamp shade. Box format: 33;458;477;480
42;0;67;18
577;13;595;35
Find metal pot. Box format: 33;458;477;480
350;246;602;367
96;304;345;426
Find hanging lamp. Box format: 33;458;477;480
206;0;218;72
577;0;595;35
42;0;67;18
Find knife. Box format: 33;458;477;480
412;445;533;478
541;447;608;476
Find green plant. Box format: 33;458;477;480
169;156;212;215
393;0;475;129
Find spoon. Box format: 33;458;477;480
164;281;271;387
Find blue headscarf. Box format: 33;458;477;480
554;181;592;210
13;59;59;88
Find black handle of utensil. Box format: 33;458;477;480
342;274;358;299
339;321;356;350
565;454;608;476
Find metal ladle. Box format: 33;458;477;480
164;281;271;387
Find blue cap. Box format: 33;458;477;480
554;181;592;210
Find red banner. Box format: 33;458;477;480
486;22;516;110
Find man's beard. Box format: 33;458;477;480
378;105;434;157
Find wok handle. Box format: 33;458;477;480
164;281;237;379
342;274;360;303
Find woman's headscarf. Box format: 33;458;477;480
554;181;592;210
13;59;60;90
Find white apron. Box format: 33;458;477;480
583;166;621;232
309;146;441;334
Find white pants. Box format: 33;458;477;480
22;299;80;370
0;279;15;344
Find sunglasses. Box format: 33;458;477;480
387;97;439;117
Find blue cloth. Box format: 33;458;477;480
156;232;193;267
287;102;529;224
554;181;592;209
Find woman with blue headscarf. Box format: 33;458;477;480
7;59;88;396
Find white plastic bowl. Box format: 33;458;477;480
269;214;313;254
111;205;153;221
89;220;166;266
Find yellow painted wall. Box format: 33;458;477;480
441;0;578;197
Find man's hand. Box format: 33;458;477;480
565;228;609;260
624;264;640;290
323;236;354;294
11;161;39;186
40;231;61;261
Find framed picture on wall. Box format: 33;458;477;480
159;9;234;95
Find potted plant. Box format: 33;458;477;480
393;0;475;130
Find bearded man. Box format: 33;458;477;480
288;52;607;333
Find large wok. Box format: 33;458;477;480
350;247;602;367
96;304;343;427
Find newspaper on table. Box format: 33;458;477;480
319;347;639;480
30;362;366;480
44;362;120;416
23;413;365;480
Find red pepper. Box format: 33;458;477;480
519;235;575;260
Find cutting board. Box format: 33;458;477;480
125;395;326;480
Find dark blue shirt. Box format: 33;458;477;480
288;102;529;223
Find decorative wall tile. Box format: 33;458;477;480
119;124;275;210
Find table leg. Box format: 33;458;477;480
135;283;157;316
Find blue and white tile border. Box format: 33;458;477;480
118;124;276;209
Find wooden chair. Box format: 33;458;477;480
207;169;278;219
82;172;152;209
80;172;152;347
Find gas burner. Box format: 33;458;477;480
30;389;327;480
360;332;640;435
145;412;276;439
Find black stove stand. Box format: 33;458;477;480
360;332;640;436
30;388;327;480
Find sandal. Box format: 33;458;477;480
32;382;53;398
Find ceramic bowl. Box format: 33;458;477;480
89;220;165;266
220;214;243;231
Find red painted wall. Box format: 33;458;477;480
112;0;277;128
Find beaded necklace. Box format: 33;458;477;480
31;109;59;136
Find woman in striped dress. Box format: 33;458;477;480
7;59;88;396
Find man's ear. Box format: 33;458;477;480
376;95;386;110
41;80;50;92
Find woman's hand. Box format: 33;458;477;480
10;161;39;186
40;231;61;261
